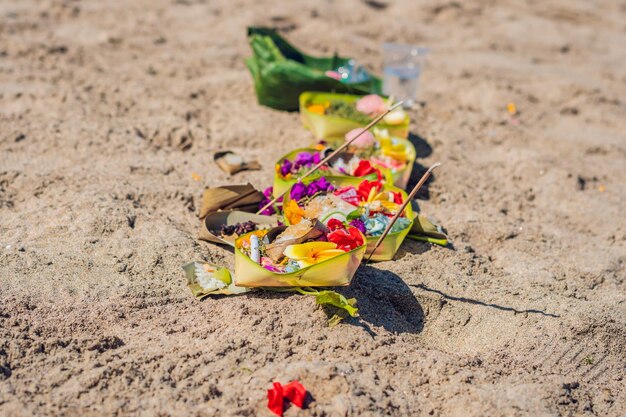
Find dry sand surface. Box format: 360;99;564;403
1;0;625;416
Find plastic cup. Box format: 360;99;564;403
382;43;429;108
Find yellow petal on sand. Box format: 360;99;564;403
507;102;517;115
191;172;202;181
283;242;344;267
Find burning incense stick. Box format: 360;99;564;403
256;101;404;215
366;162;441;262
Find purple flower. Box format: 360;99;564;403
294;152;314;167
313;152;321;164
349;218;366;234
262;186;273;198
306;177;324;196
306;177;334;196
290;182;308;201
280;159;293;177
258;200;275;216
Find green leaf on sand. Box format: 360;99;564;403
314;290;359;318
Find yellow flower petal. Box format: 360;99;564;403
284;200;305;225
307;104;326;115
381;200;400;211
284;241;338;260
297;249;346;267
284;242;346;267
381;139;407;160
367;187;378;203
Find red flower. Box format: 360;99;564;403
327;218;345;231
391;191;403;204
353;160;382;180
267;380;307;416
357;180;383;201
267;382;284;416
327;226;364;251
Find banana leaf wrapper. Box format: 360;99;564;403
273;148;392;198
183;261;251;299
284;176;414;262
234;230;367;287
245;27;382;111
199;184;264;219
199;210;279;246
300;92;410;139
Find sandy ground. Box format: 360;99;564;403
1;0;625;416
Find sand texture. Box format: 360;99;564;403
1;0;625;416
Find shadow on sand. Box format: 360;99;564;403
406;131;435;201
340;265;424;336
411;284;560;318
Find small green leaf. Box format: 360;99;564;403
346;209;363;221
315;290;359;317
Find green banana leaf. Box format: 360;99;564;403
245;27;382;111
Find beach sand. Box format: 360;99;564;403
1;0;625;415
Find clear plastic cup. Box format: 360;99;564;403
382;43;429;108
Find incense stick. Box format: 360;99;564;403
256;101;404;215
366;162;441;262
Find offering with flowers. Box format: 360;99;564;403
273;128;415;196
300;91;410;139
273;146;391;197
320;127;416;189
233;209;366;287
283;176;414;261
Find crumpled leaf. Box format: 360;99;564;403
214;151;261;175
407;206;448;247
199;184;264;219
